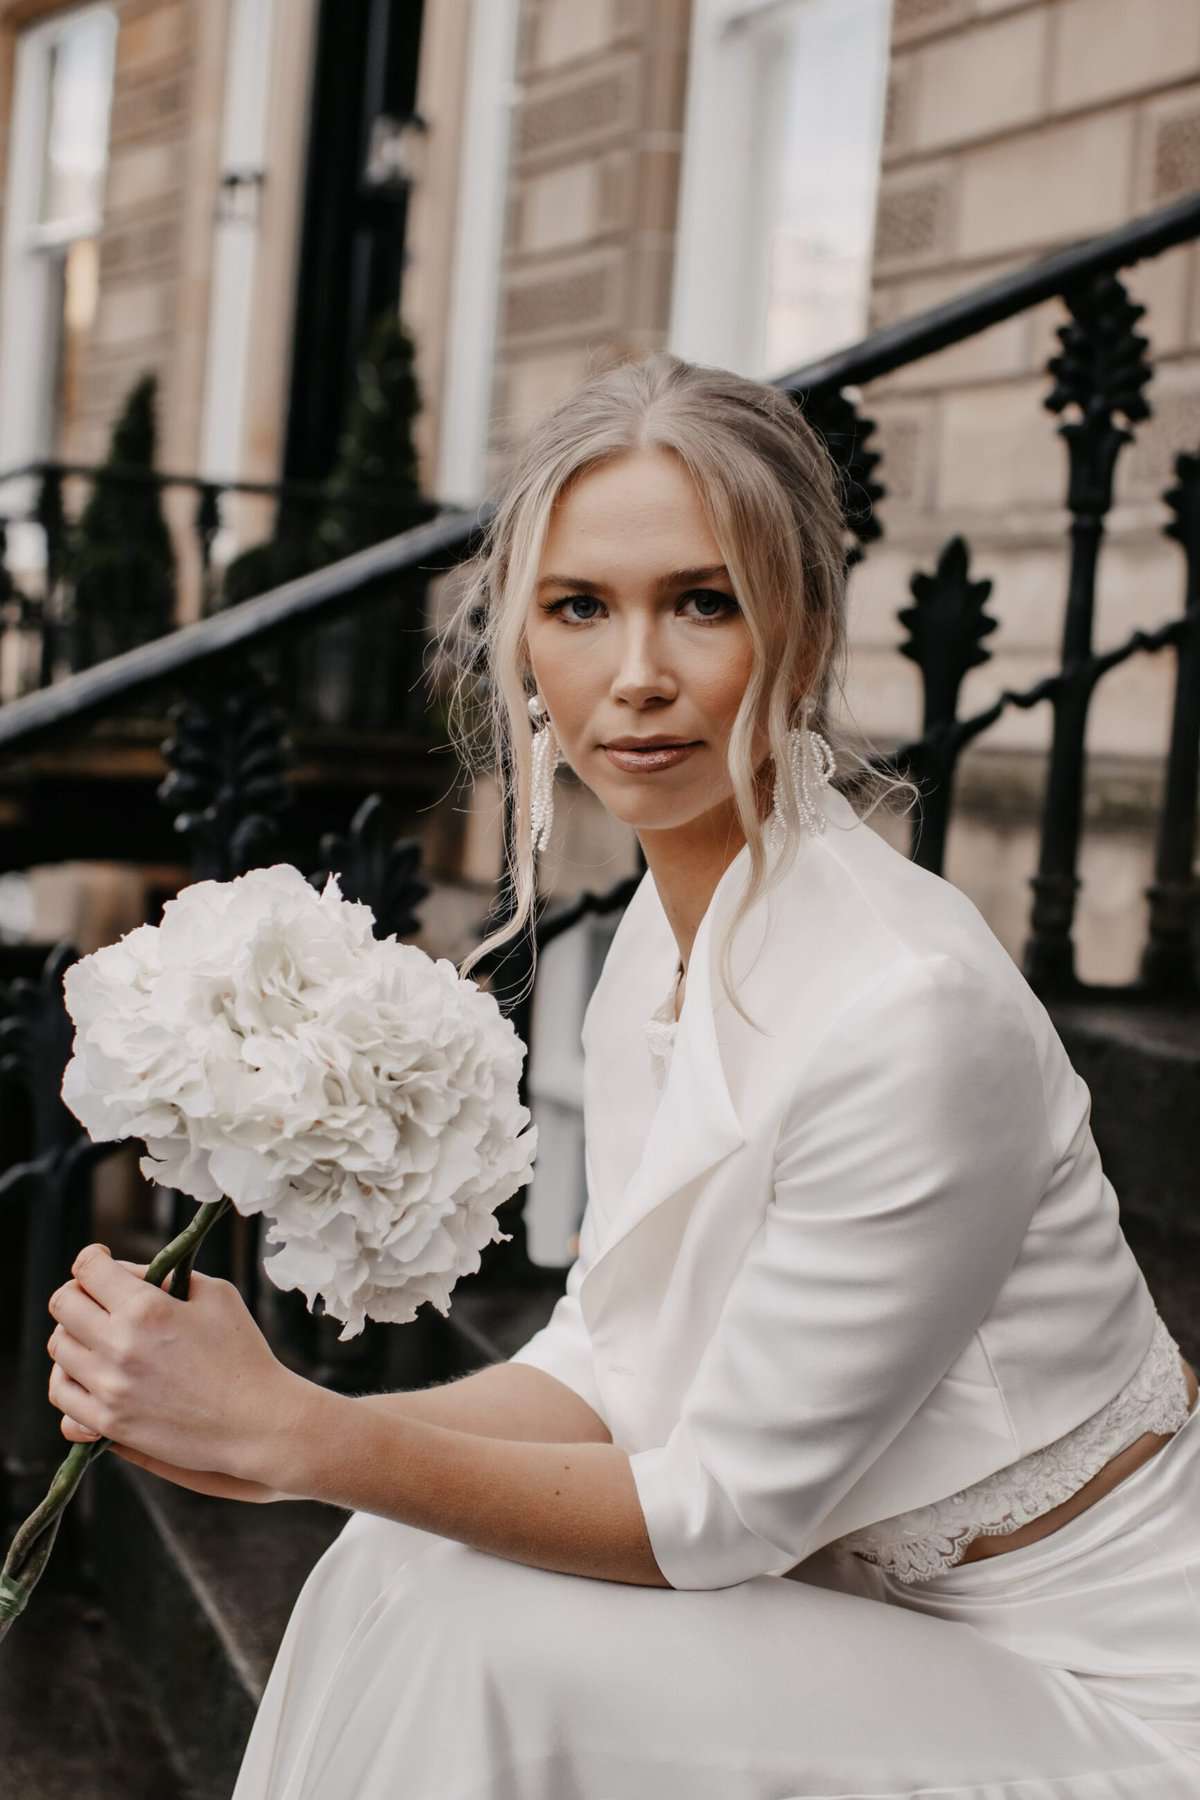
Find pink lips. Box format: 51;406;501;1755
603;742;700;773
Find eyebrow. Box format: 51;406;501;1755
535;564;731;594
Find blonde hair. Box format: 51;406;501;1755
434;351;915;1027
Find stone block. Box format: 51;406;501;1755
94;278;173;348
909;6;1049;153
518;158;604;254
632;145;682;232
890;0;972;47
873;160;958;269
117;1;190;72
1050;0;1200;112
957;109;1134;258
500;248;626;343
515;52;639;163
498;346;597;440
105;140;182;211
845;543;920;650
1136;87;1200;209
628;240;676;333
531;0;619;73
108;67;190;145
839;638;925;742
641;39;689;133
937;377;1065;511
1120;368;1200;502
866;396;939;508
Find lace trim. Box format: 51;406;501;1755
643;976;681;1082
836;1313;1193;1584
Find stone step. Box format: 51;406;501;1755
1050;999;1199;1366
76;1283;559;1797
90;1455;346;1798
0;1564;198;1800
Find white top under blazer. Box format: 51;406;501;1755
509;783;1190;1591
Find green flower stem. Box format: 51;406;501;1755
0;1194;234;1643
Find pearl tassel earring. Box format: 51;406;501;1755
528;693;560;855
765;698;836;852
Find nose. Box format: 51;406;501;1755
609;617;677;708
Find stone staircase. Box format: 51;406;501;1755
0;1285;558;1799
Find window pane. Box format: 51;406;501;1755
38;11;117;227
748;0;891;371
47;236;101;456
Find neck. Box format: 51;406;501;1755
635;799;749;978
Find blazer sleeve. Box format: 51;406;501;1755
506;1149;607;1426
626;951;1054;1590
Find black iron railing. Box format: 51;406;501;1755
1;190;1199;1523
0;459;438;731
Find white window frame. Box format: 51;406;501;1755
435;0;521;507
0;4;117;572
198;0;277;487
196;0;279;568
670;0;891;378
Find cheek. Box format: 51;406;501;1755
689;643;756;732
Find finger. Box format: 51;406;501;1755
48;1361;105;1437
61;1414;101;1442
70;1242;151;1314
47;1280;111;1350
47;1324;107;1394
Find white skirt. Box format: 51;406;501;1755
231;1401;1200;1800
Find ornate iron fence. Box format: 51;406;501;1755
1;190;1199;1526
0;459;438;732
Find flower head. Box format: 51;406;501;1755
61;865;537;1338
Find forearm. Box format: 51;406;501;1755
355;1362;612;1445
259;1372;669;1587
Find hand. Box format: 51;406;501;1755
46;1242;307;1493
107;1441;282;1505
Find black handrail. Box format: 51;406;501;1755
0;458;423;511
0;505;487;754
774;188;1200;396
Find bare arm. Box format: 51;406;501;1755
107;1361;612;1503
247;1368;669;1588
356;1361;613;1445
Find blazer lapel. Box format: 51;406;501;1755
579;842;756;1324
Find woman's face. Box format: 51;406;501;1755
526;447;772;841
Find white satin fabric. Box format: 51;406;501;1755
231;1400;1200;1799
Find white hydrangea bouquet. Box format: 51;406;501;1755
0;863;537;1638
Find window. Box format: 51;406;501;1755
0;6;117;566
671;0;892;378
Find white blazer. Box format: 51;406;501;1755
509;784;1158;1591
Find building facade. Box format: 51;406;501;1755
1;0;1197;1259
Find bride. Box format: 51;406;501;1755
47;354;1200;1796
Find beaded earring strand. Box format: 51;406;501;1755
765;698;836;852
528;693;560;855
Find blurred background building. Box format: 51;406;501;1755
2;6;1199;1787
5;0;1198;1257
1;0;1199;1249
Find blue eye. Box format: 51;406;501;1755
539;590;739;627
